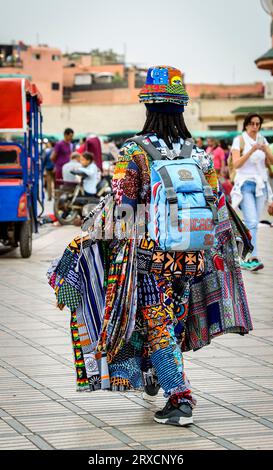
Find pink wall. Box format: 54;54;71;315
187;83;264;99
20;46;63;105
4;46;63;105
67;69;139;104
68;87;139;105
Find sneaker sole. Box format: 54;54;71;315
250;264;264;272
142;392;158;402
153;416;193;427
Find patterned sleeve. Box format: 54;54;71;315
111;143;140;212
111;142;150;211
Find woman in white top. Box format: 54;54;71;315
231;113;273;271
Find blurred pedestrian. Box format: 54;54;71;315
71;151;101;196
62;152;82;183
195;137;206;150
219;167;233;202
42;141;55;201
231;113;273;271
102;138;119;161
77;137;87;154
50;128;74;181
220;140;230;166
85;136;103;171
206;138;225;175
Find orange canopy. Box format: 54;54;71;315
0;78;42;133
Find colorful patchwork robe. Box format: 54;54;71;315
48;138;253;391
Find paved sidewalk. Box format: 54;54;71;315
0;224;273;450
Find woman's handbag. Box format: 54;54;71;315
226;200;253;259
266;158;273;179
268;203;273;217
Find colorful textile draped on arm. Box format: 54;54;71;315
112;145;140;212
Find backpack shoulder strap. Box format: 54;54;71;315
126;136;195;161
126;135;163;160
239;135;245;155
179;138;195;158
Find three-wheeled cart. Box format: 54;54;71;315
0;78;44;257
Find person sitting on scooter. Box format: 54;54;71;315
71;151;101;196
62;152;82;183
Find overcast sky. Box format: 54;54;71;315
0;0;272;84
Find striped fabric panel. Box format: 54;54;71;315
78;243;105;346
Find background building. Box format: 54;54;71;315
1;41;273;135
0;42;63;105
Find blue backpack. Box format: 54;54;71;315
130;136;218;252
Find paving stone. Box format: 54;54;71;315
18;414;95;433
119;423;199;443
71;398;144;412
2;400;72;417
194;357;258;368
208;390;273;403
0;435;38;450
3;356;64;367
187;348;237;359
213;336;266;346
228;434;273;450
42;428;124;450
194;406;241;422
192;380;251;393
29;376;74;389
218;367;273;378
149;440;227;450
91;410;155;426
256;356;273;365
229;346;273;357
26;434;54;450
0;349;47;359
236;402;273;416
247;377;273;390
197;418;273;436
11;365;73;375
0;420;19;435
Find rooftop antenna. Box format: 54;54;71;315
123;42;127;64
261;0;273;14
261;0;273;40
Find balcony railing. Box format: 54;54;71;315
65;80;129;93
0;60;23;68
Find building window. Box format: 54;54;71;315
52;55;61;61
51;82;60;91
32;53;41;60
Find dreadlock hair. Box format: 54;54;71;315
138;110;192;148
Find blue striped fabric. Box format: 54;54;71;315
151;345;184;393
78;243;105;346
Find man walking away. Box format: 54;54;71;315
51;128;74;181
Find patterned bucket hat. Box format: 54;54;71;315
138;65;189;107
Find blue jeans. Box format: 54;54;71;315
240;181;267;258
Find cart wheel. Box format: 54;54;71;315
19;221;32;258
53;199;79;226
